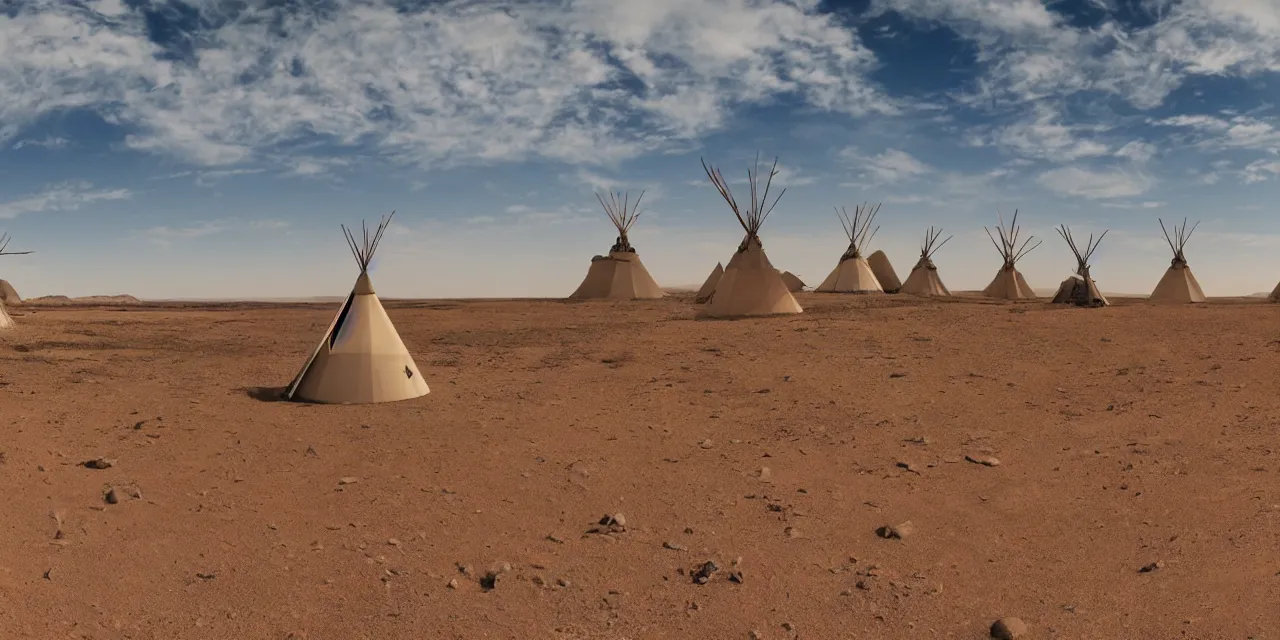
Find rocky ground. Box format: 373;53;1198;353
1;293;1278;639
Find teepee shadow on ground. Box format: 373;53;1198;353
242;386;289;403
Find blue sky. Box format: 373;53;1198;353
2;0;1279;299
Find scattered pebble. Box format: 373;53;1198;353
103;488;120;504
479;571;498;591
757;467;773;483
728;570;744;584
990;617;1028;639
338;477;359;485
663;541;687;551
447;579;458;589
876;521;914;540
1139;561;1164;573
692;561;718;585
83;458;115;470
588;513;627;535
965;455;1001;467
699;439;714;449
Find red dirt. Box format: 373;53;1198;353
1;294;1278;639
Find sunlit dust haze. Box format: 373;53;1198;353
2;0;1279;300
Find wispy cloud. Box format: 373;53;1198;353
0;181;132;219
12;135;68;150
840;147;931;184
0;0;891;172
1037;166;1154;199
137;217;292;246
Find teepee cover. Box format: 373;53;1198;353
780;271;805;292
816;203;884;293
1270;280;1280;302
569;191;664;300
1149;218;1206;304
694;263;723;303
867;251;901;293
0;233;32;330
900;227;952;296
699;156;802;317
1051;225;1108;307
285;213;429;404
982;210;1040;300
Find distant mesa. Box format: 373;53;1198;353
22;294;142;306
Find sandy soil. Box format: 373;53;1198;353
1;293;1278;640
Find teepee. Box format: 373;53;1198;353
1270;281;1280;302
982;210;1040;300
694;263;723;303
284;212;429;404
780;271;805;292
867;251;901;293
0;233;33;330
569;191;664;300
815;203;884;293
699;155;802;318
1051;225;1108;307
900;227;952;296
1149;218;1206;304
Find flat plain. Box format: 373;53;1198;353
1;293;1278;639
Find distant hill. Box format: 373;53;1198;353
22;294;143;306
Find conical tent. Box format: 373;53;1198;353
698;155;802;318
1149;218;1206;304
1051;225;1108;307
867;250;901;293
0;233;33;330
569;191;664;300
982;210;1040;300
284;212;430;404
815;203;884;293
780;271;805;292
0;279;19;305
694;263;723;303
1270;280;1280;302
900;227;952;296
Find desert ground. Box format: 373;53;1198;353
1;293;1278;640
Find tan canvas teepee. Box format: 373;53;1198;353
698;155;802;318
867;250;901;293
1149;218;1206;304
0;233;33;330
569;191;664;300
815;203;884;293
900;227;952;296
284;213;429;404
1270;280;1280;302
1051;225;1108;307
780;271;805;292
694;263;723;303
982;210;1040;300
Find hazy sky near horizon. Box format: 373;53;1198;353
2;0;1279;299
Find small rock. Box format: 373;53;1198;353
1139;561;1163;573
965;455;1001;467
83;458;116;469
479;571;498;591
990;617;1028;639
781;621;794;631
588;513;627;535
556;577;570;588
338;477;359;485
876;521;913;539
387;538;400;546
103;488;120;504
757;467;773;483
446;578;458;589
784;526;801;538
692;560;718;584
663;541;687;551
699;439;714;449
889;372;907;379
728;570;744;584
